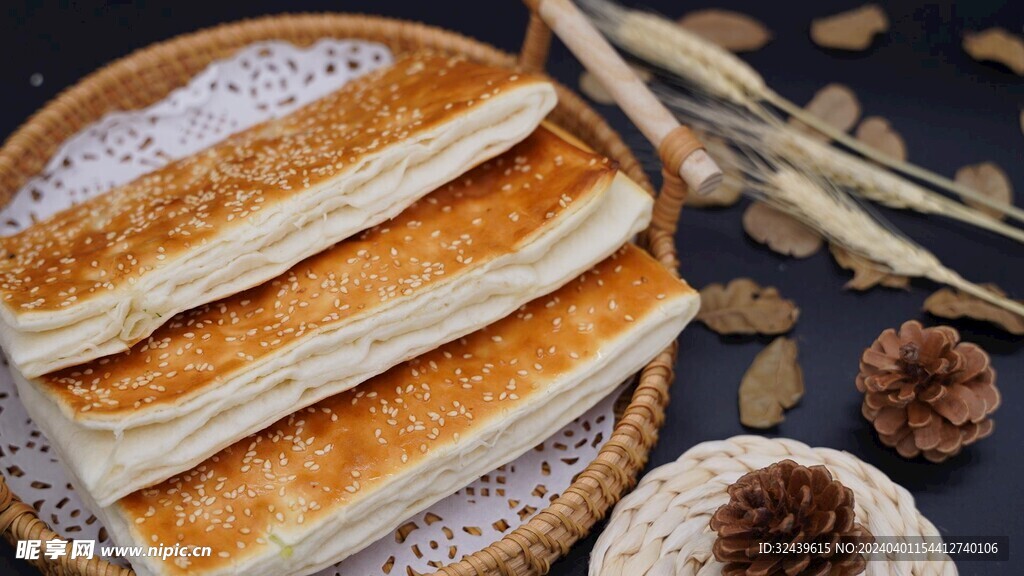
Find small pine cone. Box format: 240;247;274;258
710;459;873;576
857;320;1000;462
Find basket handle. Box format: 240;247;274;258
519;10;553;73
519;0;722;234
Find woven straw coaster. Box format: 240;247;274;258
590;435;957;576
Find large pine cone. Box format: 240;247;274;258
857;320;1000;462
710;459;872;576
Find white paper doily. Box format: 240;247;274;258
0;39;621;575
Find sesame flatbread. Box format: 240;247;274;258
0;53;556;377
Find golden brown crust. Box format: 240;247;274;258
0;53;546;315
36;127;614;420
116;245;693;573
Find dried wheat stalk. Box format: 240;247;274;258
583;0;765;109
669;95;1024;314
774;131;1024;243
581;0;1024;225
723;155;1024;317
767;170;1023;316
657;88;1024;244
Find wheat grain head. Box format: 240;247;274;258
581;0;766;109
770;131;1024;243
657;88;1024;244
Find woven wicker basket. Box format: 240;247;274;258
0;10;689;576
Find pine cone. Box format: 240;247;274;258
710;459;872;576
857;320;1000;462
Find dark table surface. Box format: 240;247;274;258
1;1;1021;575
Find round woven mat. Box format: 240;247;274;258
590;435;957;576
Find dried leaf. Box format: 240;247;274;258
955;162;1013;220
804;84;861;132
739;337;804;429
963;27;1024;75
697;278;800;335
678;9;772;53
579;67;652;106
742;201;823;258
855;116;907;161
811;4;889;51
689;135;743;208
829;244;909;291
924;284;1024;335
790;83;861;140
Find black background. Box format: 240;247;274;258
1;1;1021;574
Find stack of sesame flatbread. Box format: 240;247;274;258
2;52;699;576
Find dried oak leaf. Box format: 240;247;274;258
742;201;823;258
689;135;743;208
739;337;804;429
924;284;1024;335
790;83;861;141
963;28;1024;75
698;278;799;335
830;244;909;291
855;116;907;161
811;4;889;51
955;162;1014;220
678;9;772;53
579;67;652;106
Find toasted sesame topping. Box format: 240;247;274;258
38;126;614;419
0;53;539;315
116;245;688;572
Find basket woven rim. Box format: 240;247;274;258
0;12;681;576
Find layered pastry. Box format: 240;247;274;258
12;127;654;505
0;53;556;377
100;245;700;576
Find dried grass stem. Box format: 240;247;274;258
583;0;1024;224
